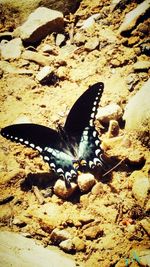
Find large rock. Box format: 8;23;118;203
13;7;64;43
0;0;79;28
123;79;150;146
119;0;150;34
0;231;76;267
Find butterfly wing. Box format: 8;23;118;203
1;123;77;182
64;82;104;141
1;123;63;151
64;82;107;171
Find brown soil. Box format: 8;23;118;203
0;1;150;266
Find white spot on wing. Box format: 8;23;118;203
95;140;100;146
93;131;97;137
30;143;35;148
36;146;42;152
95;149;101;156
24;140;29;145
44;156;50;161
57;168;64;174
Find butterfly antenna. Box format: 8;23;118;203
102;159;124;177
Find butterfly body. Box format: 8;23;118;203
1;82;107;184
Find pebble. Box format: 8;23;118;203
50;229;72;245
83;225;103;240
132;174;149;206
118;0;150;34
36;66;53;84
80;14;101;29
59;239;74;252
13;7;64;43
56;33;65;46
54;179;77;199
77;173;96;193
108;120;119;137
72;237;85;252
133;61;150;71
91;182;106;196
84;37;99;51
0;38;23;60
97;103;123;123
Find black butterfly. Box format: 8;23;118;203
1;82;107;185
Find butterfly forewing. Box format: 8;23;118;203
64;82;104;142
1;123;64;152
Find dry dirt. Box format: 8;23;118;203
0;1;150;267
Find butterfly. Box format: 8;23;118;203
1;82;107;185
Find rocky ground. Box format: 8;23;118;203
0;0;150;266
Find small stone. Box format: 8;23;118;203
132;175;149;206
81;14;101;29
118;1;150;34
91;182;106;195
97;103;123;123
85;37;99;51
77;173;96;193
36;66;53;84
0;38;23;60
13;7;64;43
56;33;65;46
133;61;150;71
84;225;103;240
128;36;140;46
54;180;77;199
22;51;52;66
108;120;119;137
72;237;85;252
41;44;58;55
110;58;121;67
59;239;74;252
12;217;27;227
50;229;72;245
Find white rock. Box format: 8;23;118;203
123;79;150;135
81;14;101;29
56;33;65;46
59;239;74;252
77;173;96;193
54;179;77;199
50;229;72;244
13;7;64;43
97;103;123;123
119;0;150;34
132;175;149;206
36;66;53;83
0;38;23;60
133;60;150;71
